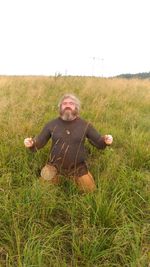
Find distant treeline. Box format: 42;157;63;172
115;72;150;79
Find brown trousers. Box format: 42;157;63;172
39;164;96;193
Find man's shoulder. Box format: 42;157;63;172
44;117;60;128
78;117;90;124
76;117;91;127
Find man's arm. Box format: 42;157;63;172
24;123;51;151
86;123;113;149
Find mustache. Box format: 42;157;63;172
64;107;72;111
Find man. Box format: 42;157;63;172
24;94;113;192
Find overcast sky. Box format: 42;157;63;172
0;0;150;77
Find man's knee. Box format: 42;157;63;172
76;172;96;193
40;164;60;184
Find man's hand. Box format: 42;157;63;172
24;137;34;148
104;134;113;145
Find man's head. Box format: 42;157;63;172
58;94;81;121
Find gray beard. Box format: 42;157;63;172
60;109;77;121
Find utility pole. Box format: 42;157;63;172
90;57;104;77
101;58;104;77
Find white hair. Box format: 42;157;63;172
58;94;81;113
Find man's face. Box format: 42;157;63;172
61;98;76;112
60;97;78;121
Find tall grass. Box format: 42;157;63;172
0;76;149;266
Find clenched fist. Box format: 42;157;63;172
104;134;113;145
24;137;34;148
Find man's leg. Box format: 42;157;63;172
40;164;60;185
75;172;96;192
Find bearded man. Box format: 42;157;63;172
24;94;113;192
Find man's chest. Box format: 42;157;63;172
51;124;87;144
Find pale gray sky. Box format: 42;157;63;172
0;0;150;77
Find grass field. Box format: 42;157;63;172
0;76;150;267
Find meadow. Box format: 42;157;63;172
0;76;149;267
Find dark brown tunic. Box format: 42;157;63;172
31;117;107;176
